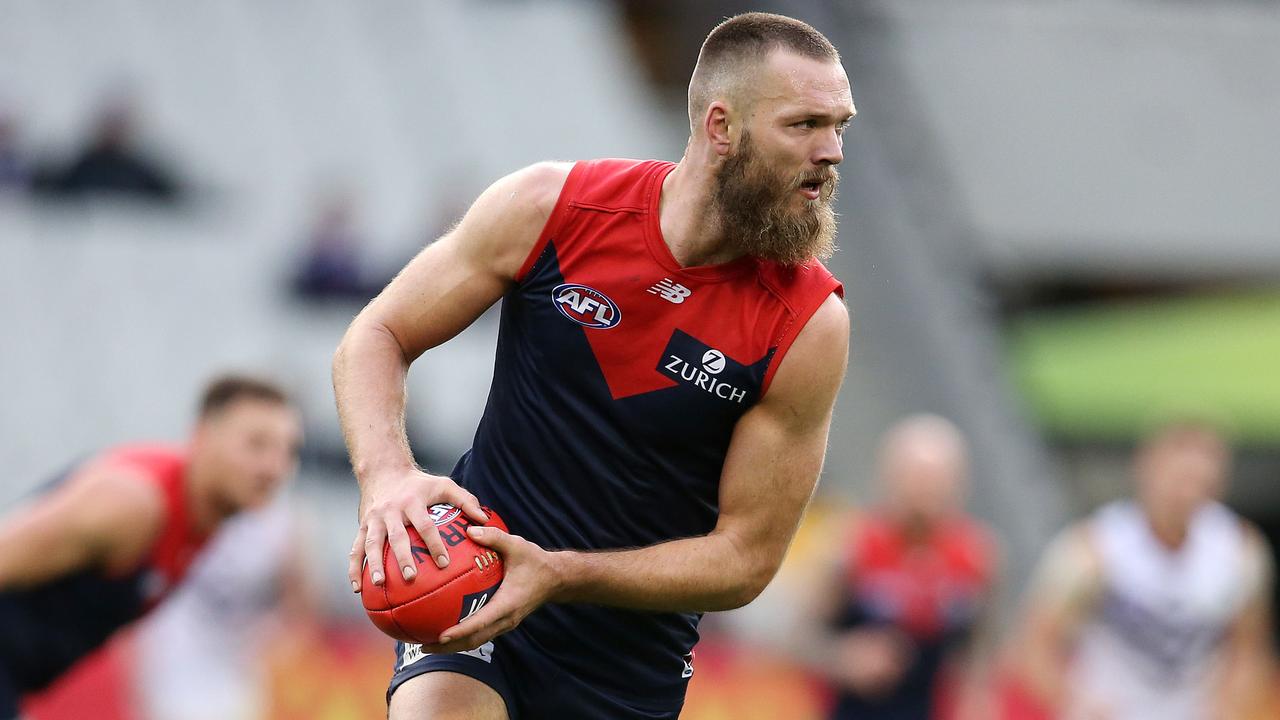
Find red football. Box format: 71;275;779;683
361;504;506;644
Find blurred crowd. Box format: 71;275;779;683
0;92;402;307
0;94;181;202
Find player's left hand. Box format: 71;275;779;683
421;524;560;653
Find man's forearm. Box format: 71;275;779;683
332;320;416;483
549;530;772;613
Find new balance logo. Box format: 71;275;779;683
400;640;495;669
458;583;502;623
462;593;489;620
647;278;692;304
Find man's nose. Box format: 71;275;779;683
813;128;843;166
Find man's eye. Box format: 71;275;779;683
794;120;817;129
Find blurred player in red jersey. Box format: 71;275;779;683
0;375;302;720
809;415;999;720
334;12;853;720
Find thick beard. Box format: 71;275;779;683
713;131;839;266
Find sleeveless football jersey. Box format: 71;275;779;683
1068;500;1253;720
0;444;207;693
452;158;842;701
830;513;995;720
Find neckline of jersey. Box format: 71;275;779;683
643;161;758;282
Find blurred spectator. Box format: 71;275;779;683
0;110;30;191
1012;421;1276;720
133;496;316;720
806;415;999;720
34;94;182;202
290;192;381;302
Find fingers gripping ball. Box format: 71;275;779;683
362;504;507;644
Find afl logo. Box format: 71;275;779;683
552;283;622;329
701;349;726;375
428;503;462;526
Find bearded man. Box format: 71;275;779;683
333;12;855;720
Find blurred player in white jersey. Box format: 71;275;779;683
1015;421;1275;720
133;497;312;720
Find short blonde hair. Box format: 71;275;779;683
687;12;841;132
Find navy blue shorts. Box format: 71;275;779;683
0;668;18;720
387;629;686;719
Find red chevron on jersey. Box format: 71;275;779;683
519;158;842;403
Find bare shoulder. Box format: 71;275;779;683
762;293;850;420
66;466;166;564
509;161;574;213
456;161;574;280
1029;521;1103;604
477;161;573;221
73;466;166;529
1054;522;1101;565
795;293;851;351
1237;519;1274;585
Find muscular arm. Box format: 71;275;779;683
551;294;848;611
335;162;571;585
437;294;849;648
1014;525;1103;712
0;469;164;590
334;162;569;479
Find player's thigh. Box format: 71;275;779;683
388;670;508;720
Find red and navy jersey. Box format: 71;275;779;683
831;512;995;720
0;444;207;692
453;158;842;701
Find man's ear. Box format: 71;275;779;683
704;101;734;157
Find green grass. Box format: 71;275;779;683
1008;288;1280;443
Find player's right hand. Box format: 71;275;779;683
349;470;489;591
